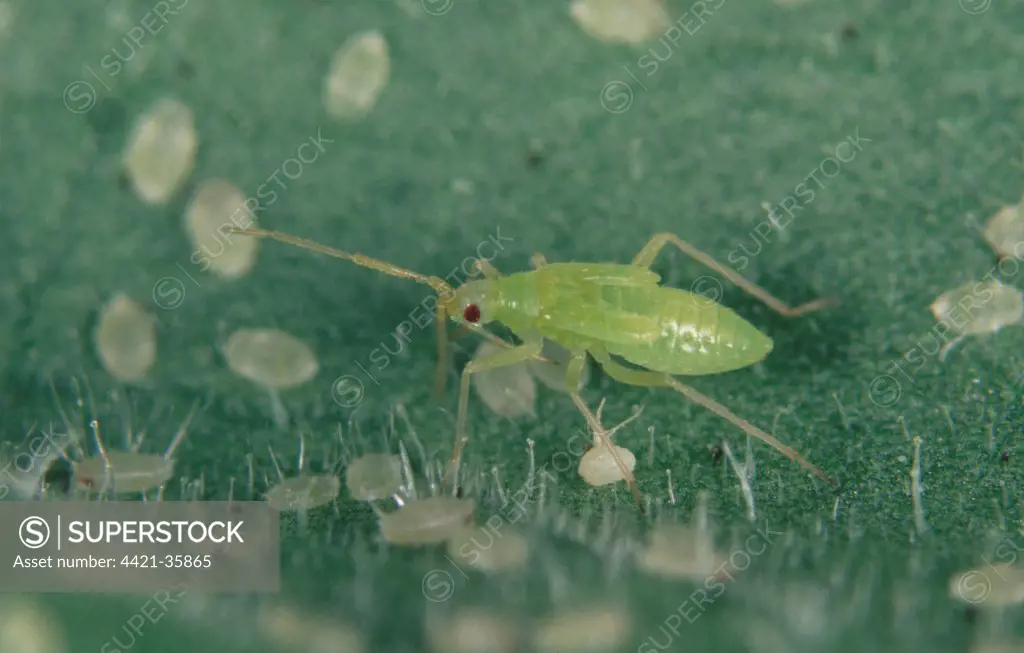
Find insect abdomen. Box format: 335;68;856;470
603;287;773;375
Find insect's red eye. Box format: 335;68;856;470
463;304;481;323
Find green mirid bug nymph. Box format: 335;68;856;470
229;227;837;506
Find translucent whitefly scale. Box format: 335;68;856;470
529;339;590;392
578;399;642;487
223;328;319;429
263;435;341;513
580;446;636;486
471;340;536;419
569;0;670;45
425;608;520;653
0;597;68;653
983;200;1024;259
67;399;199;497
122;97;197;204
931;280;1024;335
324;30;390;120
532;604;632;653
224;328;319;389
378;496;475;546
95;294;156;382
258;601;364;653
637;492;730;580
446;524;529;573
950;563;1024;607
345;453;403;501
929;279;1024;360
265;475;340;511
184;179;259;279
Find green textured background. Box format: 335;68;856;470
3;0;1024;651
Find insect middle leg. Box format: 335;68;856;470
588;348;834;486
442;340;544;492
631;232;836;317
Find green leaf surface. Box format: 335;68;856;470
3;0;1024;651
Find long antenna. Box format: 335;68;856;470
229;226;555;400
226;227;454;298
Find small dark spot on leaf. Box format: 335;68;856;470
175;59;195;80
963;605;978;625
1001;451;1010;462
85;99;127;139
840;23;859;41
709;445;723;464
525;140;545;168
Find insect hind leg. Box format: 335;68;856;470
631;232;836;317
588;348;834;486
563;351;645;509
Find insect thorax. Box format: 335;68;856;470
487;273;543;331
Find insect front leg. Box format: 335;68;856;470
564;350;645;508
588;348;834;486
433;297;450;399
442;340;544;493
434;301;516;399
630;232;836;317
